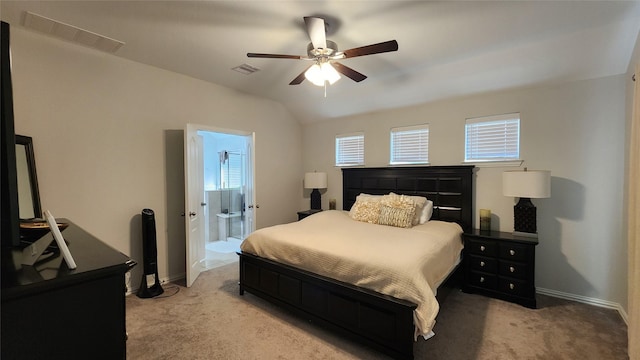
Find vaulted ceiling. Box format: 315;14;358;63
2;1;640;123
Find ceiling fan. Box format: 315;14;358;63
247;16;398;87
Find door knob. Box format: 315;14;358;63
189;212;196;217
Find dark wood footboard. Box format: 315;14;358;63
238;252;417;360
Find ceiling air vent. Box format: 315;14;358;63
23;11;124;53
232;64;260;75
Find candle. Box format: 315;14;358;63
480;209;491;231
329;199;336;210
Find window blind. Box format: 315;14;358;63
390;124;429;164
227;153;242;188
335;133;364;166
465;113;520;162
221;152;243;189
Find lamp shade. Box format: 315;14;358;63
304;172;327;189
503;170;551;198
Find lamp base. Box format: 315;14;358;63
310;188;321;210
514;197;537;235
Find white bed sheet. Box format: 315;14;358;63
239;210;464;339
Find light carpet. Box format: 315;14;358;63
126;262;627;359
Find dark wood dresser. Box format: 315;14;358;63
462;229;538;308
1;220;135;359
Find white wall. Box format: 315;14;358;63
10;28;303;285
302;75;627;307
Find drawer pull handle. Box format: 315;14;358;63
509;283;515;290
480;245;486;251
509;249;516;256
480;261;485;267
480;277;485;283
509;266;515;273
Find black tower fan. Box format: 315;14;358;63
137;208;164;298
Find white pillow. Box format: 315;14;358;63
420;200;434;224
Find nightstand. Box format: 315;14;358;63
297;209;322;221
462;230;538;308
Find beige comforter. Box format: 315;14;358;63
239;210;464;339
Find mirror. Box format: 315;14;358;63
15;135;41;219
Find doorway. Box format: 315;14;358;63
200;131;248;270
184;124;255;287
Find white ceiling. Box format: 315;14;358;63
2;1;640;124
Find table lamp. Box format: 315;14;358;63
304;172;327;210
503;168;550;237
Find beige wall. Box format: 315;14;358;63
10;28;302;284
625;26;640;315
8;21;631;311
302;75;628;309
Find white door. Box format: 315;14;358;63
184;124;206;287
243;134;256;235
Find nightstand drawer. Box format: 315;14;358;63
468;271;497;290
498;278;530;298
465;238;498;256
498;261;527;280
499;242;530;262
468;255;498;273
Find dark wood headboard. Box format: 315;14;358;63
342;166;475;232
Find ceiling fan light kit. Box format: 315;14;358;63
247;16;398;90
305;62;341;86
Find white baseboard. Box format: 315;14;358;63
537;287;629;325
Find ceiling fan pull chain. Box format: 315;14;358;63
324;81;327;98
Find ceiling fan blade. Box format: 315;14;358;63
247;53;302;59
342;40;398;58
289;65;313;85
332;62;367;82
304;17;327;50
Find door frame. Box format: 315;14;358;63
184;123;256;287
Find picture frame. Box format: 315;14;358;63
44;210;76;269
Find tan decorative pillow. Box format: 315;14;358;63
378;205;416;228
387;193;427;225
349;195;382;224
378;193;416;228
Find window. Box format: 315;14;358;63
221;151;243;189
335;132;364;166
465;113;520;162
390;124;429;165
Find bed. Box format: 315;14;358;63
238;166;474;359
